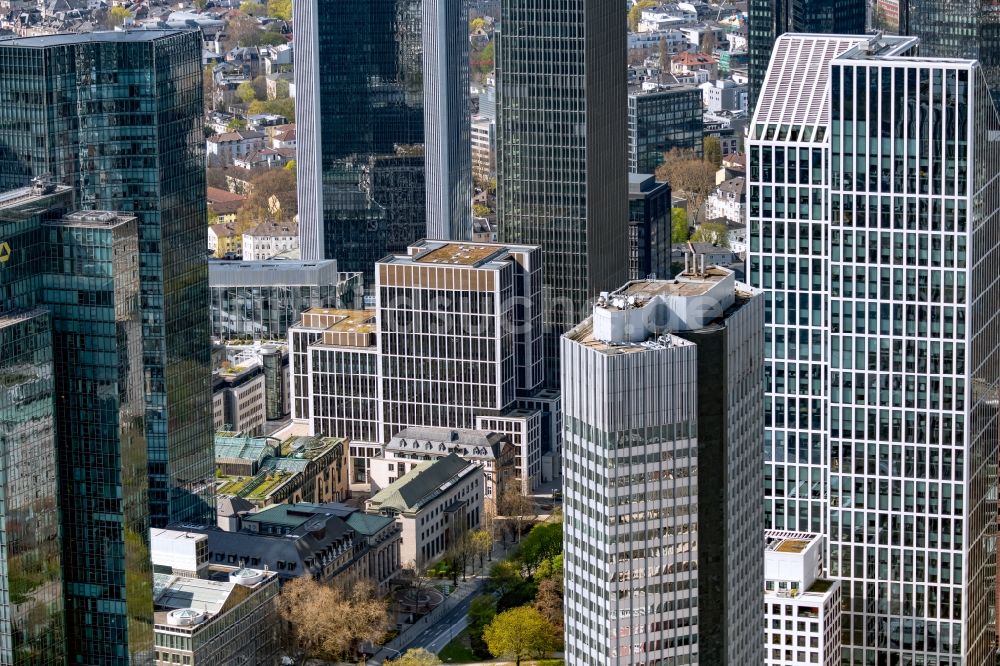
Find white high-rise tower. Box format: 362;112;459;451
750;32;1000;664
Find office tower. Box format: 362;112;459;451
296;0;471;274
872;0;1000;103
0;183;72;665
747;0;866;108
627;174;672;281
376;240;543;441
561;261;764;665
0;31;214;528
628;85;705;174
750;32;1000;663
497;0;629;386
424;0;473;240
289;308;380;487
45;211;152;664
763;532;842;666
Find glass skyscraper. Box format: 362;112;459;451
0;184;73;666
627;86;704;174
295;0;472;279
750;32;1000;664
0;31;215;529
44;211;152;665
747;0;866;109
497;0;630;386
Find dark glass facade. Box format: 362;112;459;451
295;0;427;281
627;87;704;174
747;0;866;108
0;31;215;530
497;0;630;386
44;212;152;665
0;186;73;666
627;175;672;281
874;0;1000;103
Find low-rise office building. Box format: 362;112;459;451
764;531;841;666
209;259;362;341
366;454;484;570
370;426;516;511
216;435;349;507
169;503;401;594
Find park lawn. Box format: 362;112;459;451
438;627;478;663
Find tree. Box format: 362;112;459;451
277;577;389;662
658;35;669;67
691;221;730;247
248;97;295;121
247;168;296;217
496;487;534;543
472;41;495;79
471;528;493;567
227;117;248;130
468;594;497;658
534;575;564;633
671;208;690;243
267;0;291;20
237;81;258;104
655;148;718;223
234;203;269;236
225;12;270;49
107;5;130;27
203;65;217;112
483;606;559;666
700;28;717;54
283;159;296;174
516;521;561;576
703;135;723;169
627;0;655;32
473;203;491;218
390;648;442;666
469;17;486;32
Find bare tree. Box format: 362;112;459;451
497;487;535;543
277;577;389;662
656;148;718;224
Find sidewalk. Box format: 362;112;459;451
369;561;490;664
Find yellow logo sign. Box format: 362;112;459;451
0;242;11;263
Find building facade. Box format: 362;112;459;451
627;86;705;174
747;0;866;108
561;263;764;665
423;0;472;240
749;32;1000;664
872;0;1000;103
365;454;484;570
0;31;215;531
764;531;842;666
295;0;472;272
628;174;672;281
497;0;629;386
209;259;362;341
376;241;543;441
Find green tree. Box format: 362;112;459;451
671;208;690;243
533;552;563;582
691;221;730;247
248;97;295;120
390;648;442;666
107;5;130;27
239;0;261;15
469;16;486;32
283;159;296;173
467;594;497;658
703;135;723;169
237;81;257;104
226;117;248;130
472;41;495;79
267;0;291;20
516;522;561;576
471;528;493;567
627;0;655;32
483;606;559;666
473;203;491;217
